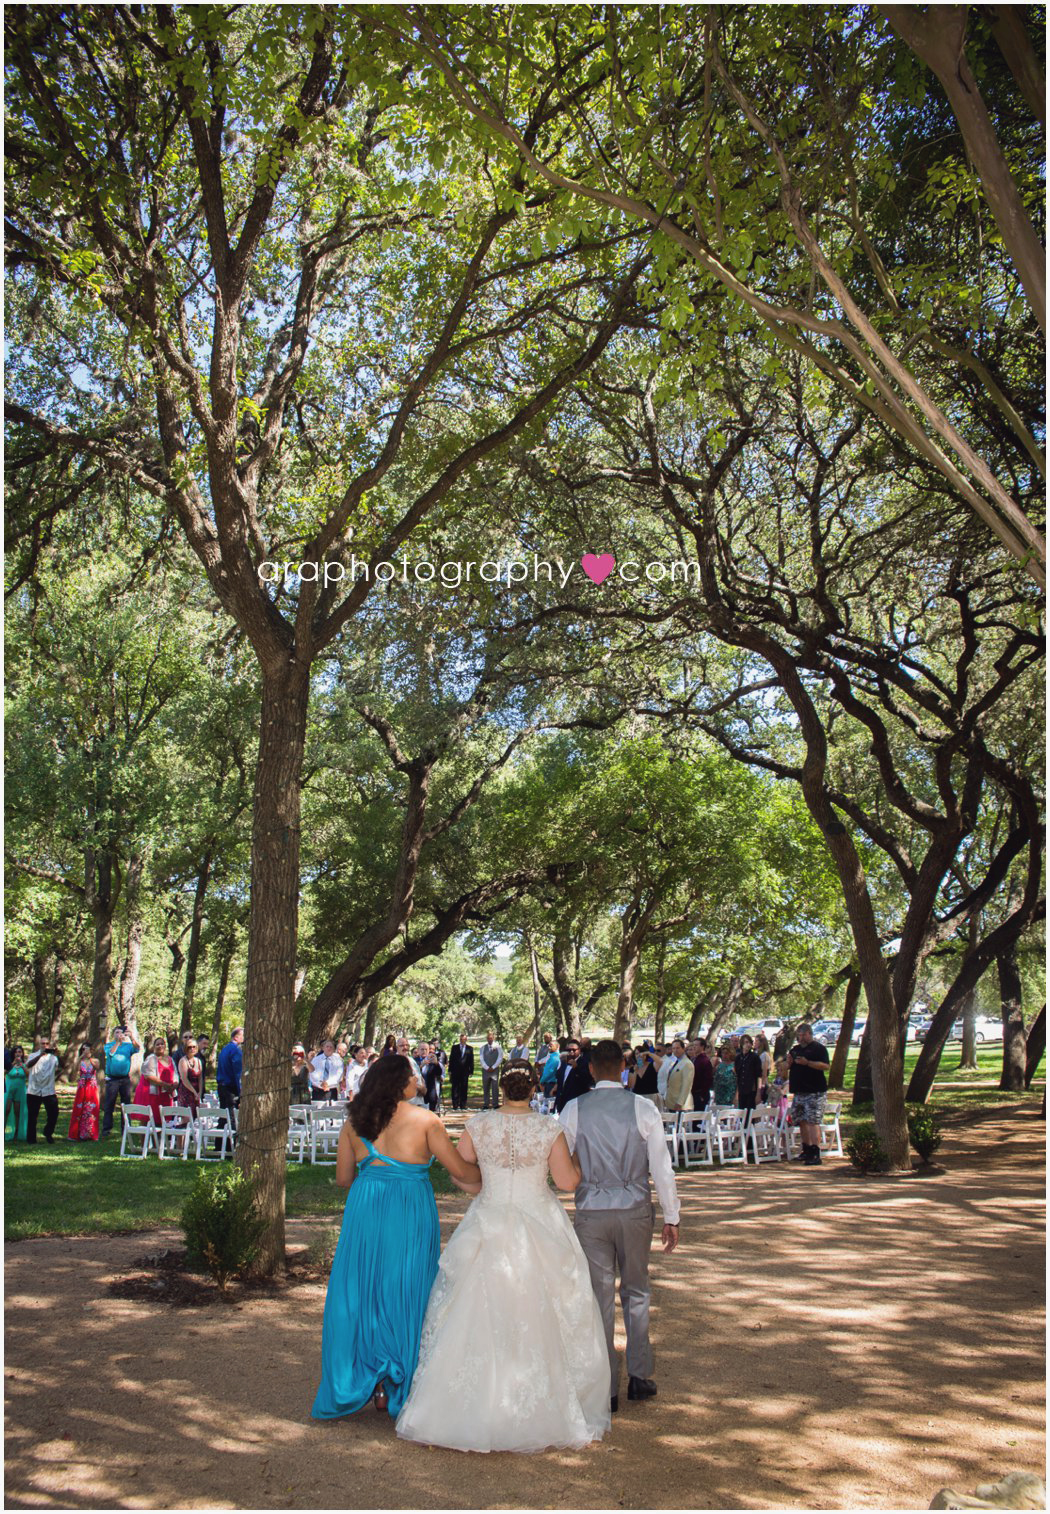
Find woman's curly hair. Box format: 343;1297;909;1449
500;1060;539;1103
350;1054;413;1142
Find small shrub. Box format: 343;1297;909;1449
304;1226;340;1273
180;1167;267;1292
845;1121;886;1174
907;1107;944;1164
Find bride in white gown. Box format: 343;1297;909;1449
396;1061;611;1453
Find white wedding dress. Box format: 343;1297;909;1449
395;1110;611;1453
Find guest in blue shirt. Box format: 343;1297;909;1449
101;1022;142;1137
216;1028;244;1118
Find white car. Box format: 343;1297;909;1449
949;1015;1003;1044
733;1018;784;1042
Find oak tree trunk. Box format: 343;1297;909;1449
181;854;212;1033
828;972;861;1090
997;942;1026;1091
211;934;236;1049
87;852;116;1047
33;955;48;1041
236;667;311;1275
363;996;378;1051
1024;1004;1046;1089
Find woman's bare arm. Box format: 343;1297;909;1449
547;1131;582;1191
427;1118;482;1192
335;1124;359;1190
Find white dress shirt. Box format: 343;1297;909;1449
26;1051;59;1098
656;1054;673;1100
560;1080;681;1225
310;1051;344;1092
508;1043;530;1061
344;1060;369;1097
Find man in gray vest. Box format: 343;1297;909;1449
560;1038;680;1413
480;1030;503;1108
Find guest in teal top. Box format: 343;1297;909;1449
312;1054;481;1421
5;1046;28;1141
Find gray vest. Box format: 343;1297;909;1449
573;1087;651;1212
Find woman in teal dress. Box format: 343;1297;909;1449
312;1054;481;1421
5;1046;28;1141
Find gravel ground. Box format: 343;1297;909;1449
4;1104;1044;1510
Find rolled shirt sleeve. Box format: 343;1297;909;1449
634;1097;681;1226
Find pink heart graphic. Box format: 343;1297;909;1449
581;552;615;585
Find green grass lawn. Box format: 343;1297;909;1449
4;1045;1040;1241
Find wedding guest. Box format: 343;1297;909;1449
508;1034;530;1062
196;1035;212;1087
623;1047;638;1090
5;1046;28;1141
100;1022;142;1136
311;1055;481;1422
555;1039;592;1112
535;1031;558;1079
290;1045;312;1105
395;1038;425;1104
311;1040;344;1103
26;1039;61;1145
713;1044;737;1107
734;1035;763;1125
216;1027;244;1116
381;1034;397;1057
421;1045;443;1113
343;1045;369;1101
689;1039;714;1111
538;1040;561;1100
754;1033;773;1102
480;1031;503;1109
663;1039;694;1112
177;1038;205;1116
447;1033;474;1111
68;1043;101;1140
633;1045;660;1105
133;1036;177;1124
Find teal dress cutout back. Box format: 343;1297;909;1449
312;1137;440;1420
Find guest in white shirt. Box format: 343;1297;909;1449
26;1040;61;1144
395;1038;425;1105
343;1045;370;1100
310;1040;344;1103
508;1035;530;1062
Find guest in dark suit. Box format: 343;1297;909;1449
688;1038;714;1111
555;1038;593;1113
448;1033;474;1111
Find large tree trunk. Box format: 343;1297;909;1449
829;972;861;1090
883;6;1046;334
211;933;236;1048
33;955;48;1041
987;4;1047;127
997;941;1026;1091
615;932;643;1045
552;928;582;1040
957;985;978;1069
363;995;378;1051
86;850;117;1047
236;667;311;1276
1024;1004;1046;1089
708;977;745;1049
180;853;212;1033
49;951;67;1044
651;937;667;1045
687;986;719;1041
118;852;146;1030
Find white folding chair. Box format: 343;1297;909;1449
714;1108;747;1165
662;1114;681;1165
782;1112;802;1160
307;1104;343;1165
677;1110;714;1168
158;1105;194;1160
819;1102;844;1157
195;1108;233;1162
287;1105;310;1164
747;1108;782;1164
120;1104;156;1158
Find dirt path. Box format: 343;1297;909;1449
5;1107;1044;1510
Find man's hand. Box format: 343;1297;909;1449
661;1223;679;1254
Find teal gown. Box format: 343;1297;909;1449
5;1066;28;1141
312;1138;440;1421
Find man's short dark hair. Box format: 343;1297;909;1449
590;1039;625;1077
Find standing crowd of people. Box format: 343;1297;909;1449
5;1020;830;1164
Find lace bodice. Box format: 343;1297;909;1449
468;1111;560;1208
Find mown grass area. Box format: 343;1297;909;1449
4;1043;1040;1241
3;1128;455;1242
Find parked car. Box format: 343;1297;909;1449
732;1018;784;1043
810;1019;843;1046
947;1015;1003;1044
850;1020;868;1045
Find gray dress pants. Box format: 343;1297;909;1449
574;1201;655;1393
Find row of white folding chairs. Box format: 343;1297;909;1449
664;1102;843;1168
288;1101;349;1165
119;1103;235;1161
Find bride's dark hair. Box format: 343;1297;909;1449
500;1061;539;1102
350;1054;412;1141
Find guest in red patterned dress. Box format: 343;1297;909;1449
132;1037;177;1123
68;1045;101;1141
177;1038;205;1116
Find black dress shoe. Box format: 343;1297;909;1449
610;1395;618;1413
627;1376;657;1400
